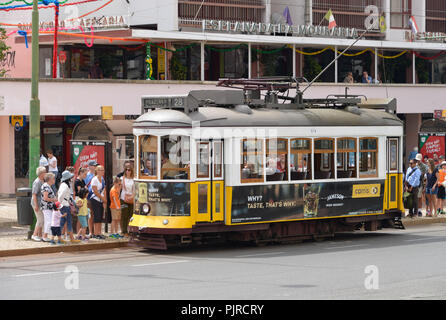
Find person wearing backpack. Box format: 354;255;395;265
405;159;421;218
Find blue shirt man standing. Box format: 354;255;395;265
406;159;421;218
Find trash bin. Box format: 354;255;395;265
16;187;34;226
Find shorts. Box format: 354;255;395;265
90;199;104;223
33;207;44;229
426;187;437;195
78;215;88;228
437;186;446;200
111;208;121;220
59;206;72;232
51;226;61;237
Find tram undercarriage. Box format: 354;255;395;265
129;212;403;250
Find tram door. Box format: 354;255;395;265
195;140;224;223
386;137;400;210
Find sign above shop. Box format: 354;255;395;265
407;31;446;42
18;15;128;31
202;19;359;39
101;106;113;120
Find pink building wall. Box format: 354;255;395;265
4;37;32;78
0;116;16;196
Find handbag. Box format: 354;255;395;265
403;191;413;210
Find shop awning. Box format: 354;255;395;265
104;120;133;136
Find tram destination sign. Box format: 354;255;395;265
203;19;359;39
141;95;187;114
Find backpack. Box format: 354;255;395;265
87;177;105;201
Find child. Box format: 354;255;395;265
75;188;89;241
50;201;65;245
109;176;123;239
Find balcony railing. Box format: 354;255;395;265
426;0;446;33
178;0;265;27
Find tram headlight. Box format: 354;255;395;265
142;204;150;215
163;219;169;225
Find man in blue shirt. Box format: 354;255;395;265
361;71;372;84
406;159;421;218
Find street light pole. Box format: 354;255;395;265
28;0;40;236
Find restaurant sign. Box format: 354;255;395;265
203;19;359;39
18;15;128;31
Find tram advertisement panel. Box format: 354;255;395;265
419;134;445;160
71;141;106;174
134;182;191;216
231;181;384;224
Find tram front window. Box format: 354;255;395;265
161;135;190;180
139;135;158;179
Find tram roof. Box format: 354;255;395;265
133;106;402;128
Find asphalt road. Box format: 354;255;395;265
1;224;446;300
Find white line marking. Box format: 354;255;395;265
405;237;440;242
324;244;364;250
131;260;189;267
14;271;64;278
235;252;285;258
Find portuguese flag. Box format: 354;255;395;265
324;9;337;30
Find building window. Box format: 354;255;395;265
266;138;288;181
290;138;312;181
139;135;158;180
314;138;334;179
390;0;411;29
241;139;263;183
161;135;190;180
360;138;378;177
337;138;357;178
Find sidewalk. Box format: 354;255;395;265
0;197;129;257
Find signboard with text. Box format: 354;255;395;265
419;134;445;159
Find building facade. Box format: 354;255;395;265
1;0;446;195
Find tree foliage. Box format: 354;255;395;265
0;28;10;77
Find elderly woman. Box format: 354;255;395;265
40;172;57;242
58;170;80;243
31;166;47;242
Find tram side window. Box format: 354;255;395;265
290;138;312;181
241;139;264;183
266;138;288;181
314;138;334;179
337;138;357;178
139;135;158;179
161;135;190;180
359;138;378;177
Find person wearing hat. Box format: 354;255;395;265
434;161;446;215
58;170;81;243
415;153;428;216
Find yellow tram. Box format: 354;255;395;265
128;78;405;249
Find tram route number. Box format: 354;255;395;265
180;304;264;318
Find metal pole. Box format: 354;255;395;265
292;44;296;78
412;51;416;84
52;1;59;79
248;43;251;79
334;45;338;83
201;41;204;81
28;0;40;237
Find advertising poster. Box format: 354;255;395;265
231;181;384;224
71;141;106;175
135;182;191;216
419;135;445;159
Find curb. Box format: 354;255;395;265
402;216;446;227
0;240;129;258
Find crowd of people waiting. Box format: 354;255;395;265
405;152;446;218
29;157;135;244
